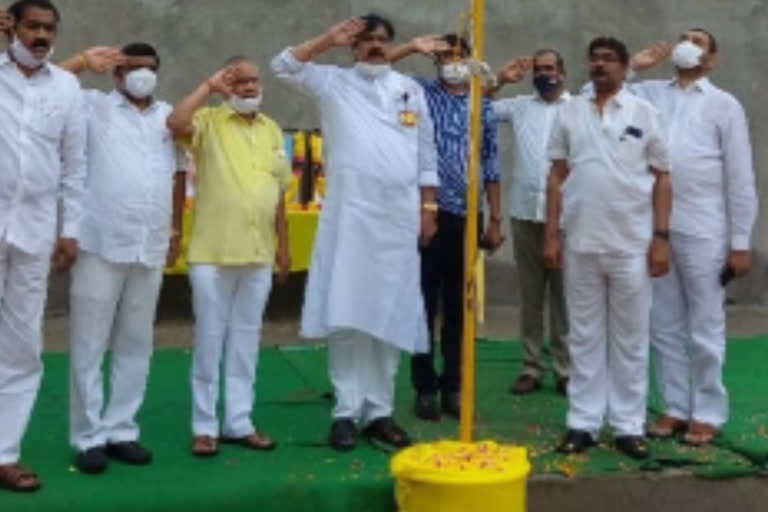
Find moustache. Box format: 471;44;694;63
31;39;50;50
367;49;385;57
590;68;606;76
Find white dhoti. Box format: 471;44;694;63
69;251;163;451
328;329;401;425
565;251;652;437
651;232;728;427
189;264;272;437
0;239;50;464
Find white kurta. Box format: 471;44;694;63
272;49;439;354
0;54;86;465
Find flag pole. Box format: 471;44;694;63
459;0;486;443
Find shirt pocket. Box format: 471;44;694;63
616;135;646;169
30;98;66;142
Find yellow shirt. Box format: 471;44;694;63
182;104;290;265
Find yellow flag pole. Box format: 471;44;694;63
459;0;485;443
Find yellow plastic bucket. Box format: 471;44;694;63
391;441;530;512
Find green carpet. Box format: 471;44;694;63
6;339;768;511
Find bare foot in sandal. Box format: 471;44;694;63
682;421;720;446
0;463;41;492
648;415;687;438
221;431;277;451
192;435;219;457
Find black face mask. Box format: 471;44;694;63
533;74;560;95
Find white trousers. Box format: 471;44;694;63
651;233;728;427
189;264;272;437
565;251;652;438
69;251;163;451
0;239;50;464
328;330;401;425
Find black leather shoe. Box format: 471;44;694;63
615;436;650;460
106;441;152;465
441;392;460;419
76;446;108;474
363;417;412;448
414;393;440;421
510;374;542;395
557;429;596;455
555;377;569;396
329;418;357;452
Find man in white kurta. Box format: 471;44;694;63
545;37;671;460
626;30;758;445
59;43;186;474
0;1;85;491
272;15;439;452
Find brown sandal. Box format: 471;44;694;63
681;421;720;446
0;463;41;492
220;432;277;451
192;435;219;457
647;415;687;439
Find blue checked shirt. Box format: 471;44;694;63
415;77;500;216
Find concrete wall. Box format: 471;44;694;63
46;0;768;309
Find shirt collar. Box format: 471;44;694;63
534;90;572;104
110;89;160;112
436;79;469;97
588;84;629;108
0;50;53;75
669;75;711;93
223;102;265;123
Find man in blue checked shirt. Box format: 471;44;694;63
389;34;503;421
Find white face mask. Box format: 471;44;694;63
440;62;470;85
671;40;704;70
354;62;391;80
123;68;157;99
229;94;262;114
10;35;54;69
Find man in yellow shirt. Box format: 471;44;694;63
167;57;290;457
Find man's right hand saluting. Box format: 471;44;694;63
0;8;13;38
325;18;366;48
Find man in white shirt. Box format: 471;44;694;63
545;37;671;460
626;30;758;445
489;49;571;396
0;0;86;492
272;14;439;452
59;43;186;475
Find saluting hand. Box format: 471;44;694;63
0;8;13;37
326;18;366;48
497;57;532;85
81;46;126;73
410;35;452;57
631;42;673;72
205;65;236;96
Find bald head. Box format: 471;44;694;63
227;57;261;98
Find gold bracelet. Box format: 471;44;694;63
78;53;89;71
421;202;438;212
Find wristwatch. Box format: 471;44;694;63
653;229;670;241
